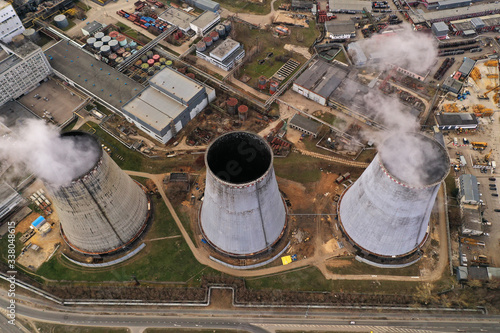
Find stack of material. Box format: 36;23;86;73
484;60;499;67
469;67;481;82
443;103;460;113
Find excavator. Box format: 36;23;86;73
485;149;493;162
477;84;499;100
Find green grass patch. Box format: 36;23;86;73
273;152;322;183
217;0;271;14
58;19;76;31
115;22;151;44
61;117;78;132
334;49;349;65
328;258;420;276
33;322;128;333
34;33;53;47
356;149;376;163
74;0;91;11
246;267;332;291
94;102;113;116
0;231;24;264
176;209;195;244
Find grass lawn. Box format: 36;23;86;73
61;117;78;132
116;22;151;44
59;20;76;31
32;323;128;333
273;153;322;183
217;0;271;14
328;258;420;276
81;121;199;173
334;49;349;65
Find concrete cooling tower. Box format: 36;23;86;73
47;132;149;255
338;133;449;261
200;131;287;257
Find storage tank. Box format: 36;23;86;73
141;63;150;72
108;53;118;61
216;24;225;36
136;45;143;51
187;73;195;79
258;76;267;90
148;68;155;76
23;28;40;42
108;40;119;52
141;55;148;63
101;35;111;44
200;131;287;257
209;31;219;41
166;60;173;66
203;36;212;47
122;51;131;58
94;32;105;41
196;41;206;52
226;97;238;115
338;133;450;263
129;41;137;49
147;59;155;66
146;51;154;59
159;57;166;64
152;54;160;61
269;81;279;95
54;14;68;29
115;57;124;64
223;20;232;33
87;37;96;48
100;45;111;56
45;132;149;255
116;35;127;46
109;31;119;39
116;47;125;56
135;60;143;67
93;41;103;50
238;105;248;121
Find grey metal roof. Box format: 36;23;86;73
438;0;471;7
471;17;484;28
289;114;321;135
408;2;500;24
442;77;463;94
432;21;449;32
459;57;475;75
190;11;219;29
348;42;367;66
82;21;104;35
487;267;500;280
0;53;20;74
209;38;240;61
436;113;478;127
46;41;143;111
457;266;468;281
294;59;348;98
468;266;488;280
329;0;371;12
0;101;37;128
461;206;482;232
459;174;480;203
325;20;356;35
150;66;204;103
191;0;220;11
0;39;39;58
158;7;195;31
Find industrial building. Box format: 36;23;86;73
81;21;104;36
0;0;25;43
189;11;220;36
459;174;480;205
200;131;287;258
0;182;24;223
122;66;216;144
47;132;150;255
46;41;143;115
431;0;473;10
292;59;348;105
338;133;449;263
329;0;372;13
183;0;220;12
196;37;245;71
441;76;463;94
461;206;483;236
291;0;314;11
0;37;52;107
451;14;500;35
458;57;475;77
288;114;321;138
325;20;356;40
407;2;500;26
158;7;196;32
432;21;449;38
435;113;478;130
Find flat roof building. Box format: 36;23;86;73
196;37;245;71
0;182;24;223
461;205;483;236
184;0;220;12
407;2;500;25
46;41;143;114
442;76;463;94
189;11;220;36
459;174;480;205
325;20;356;40
329;0;372;13
0;0;25;43
0;37;52;107
122;67;215;143
435;112;478;130
289;114;321;137
432;21;449;38
293;59;348;106
458;57;475;76
451;14;500;35
158;7;196;32
81;21;104;36
291;0;314;10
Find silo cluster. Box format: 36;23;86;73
258;76;267;90
238;105;248;121
200;132;287;258
337;133;449;262
226;97;238;115
46;132;150;255
86;32;140;66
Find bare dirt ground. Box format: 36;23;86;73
284;44;311;59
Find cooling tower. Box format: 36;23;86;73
338;133;449;259
46;132;149;255
200;132;287;257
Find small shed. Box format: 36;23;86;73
82;21;104;37
289;114;322;138
30;216;46;230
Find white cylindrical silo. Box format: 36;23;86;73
338;133;449;262
54;14;68;29
200;131;287;258
46;132;150;255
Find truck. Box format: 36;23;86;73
471;141;488;150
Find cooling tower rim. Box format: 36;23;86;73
205;131;273;187
336;188;429;258
378;133;450;188
58;131;103;183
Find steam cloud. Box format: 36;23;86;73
355;24;445;186
0;119;100;187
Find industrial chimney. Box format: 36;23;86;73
200;131;287;257
46;132;149;255
337;133;449;262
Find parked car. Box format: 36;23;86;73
489;177;496;181
492;193;499;197
494;209;500;212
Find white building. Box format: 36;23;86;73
196;37;245;71
0;37;52;107
0;0;25;43
189;11;220;36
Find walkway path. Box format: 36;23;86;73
295;149;369;168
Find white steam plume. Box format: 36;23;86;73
0;119;100;187
357;23;438;73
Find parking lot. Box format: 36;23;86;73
18;78;88;126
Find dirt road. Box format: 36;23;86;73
220;0;278;27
